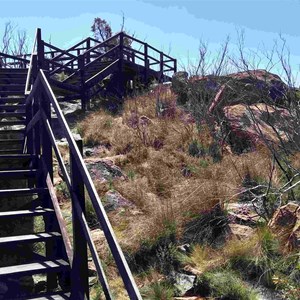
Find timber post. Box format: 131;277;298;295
37;28;45;70
70;136;89;299
78;54;88;111
144;43;149;84
118;32;125;98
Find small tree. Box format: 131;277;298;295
91;17;112;42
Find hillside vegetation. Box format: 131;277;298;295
54;73;300;299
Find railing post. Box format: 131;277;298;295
174;58;177;73
78;55;88;111
118;32;125;98
39;86;59;291
86;39;91;63
160;52;164;82
70;136;89;300
144;43;149;84
25;98;34;155
37;28;45;70
32;54;38;82
40;90;53;180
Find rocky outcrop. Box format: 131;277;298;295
172;69;292;154
223;103;291;153
269;202;300;250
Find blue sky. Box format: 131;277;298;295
1;0;300;85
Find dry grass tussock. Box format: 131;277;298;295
185;227;272;274
78;87;279;250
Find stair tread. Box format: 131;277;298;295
0;187;47;196
0;129;25;133
0;97;25;101
0;111;25;116
26;292;70;300
0;208;54;217
0;104;25;108
0;120;26;125
0;138;23;142
0;232;61;244
0;259;69;276
0;169;37;177
0;153;36;159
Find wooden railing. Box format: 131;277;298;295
35;31;176;79
24;68;142;299
25;28;39;95
0;52;29;68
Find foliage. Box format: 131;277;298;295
91;17;112;42
182;204;230;247
141;281;175;300
126;224;179;275
195;269;258;300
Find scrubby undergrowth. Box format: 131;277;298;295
56;84;300;299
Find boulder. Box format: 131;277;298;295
170;271;196;296
188;69;288;114
227;69;287;102
228;223;255;240
103;190;134;211
84;158;127;183
269;202;300;250
223;103;292;153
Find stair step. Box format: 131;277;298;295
0;68;27;73
0;138;23;143
0;111;25;117
0;129;25;135
0;153;36;159
0;169;37;178
0;232;60;245
0;97;25;103
0;232;61;246
0;208;54;218
0;90;25;96
0;77;26;84
0;104;25;111
0;259;69;277
26;292;70;300
0;187;47;197
0;84;25;91
0;120;26;125
0;149;23;154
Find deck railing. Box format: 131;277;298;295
24;68;142;299
35;31;176;79
0;52;29;68
23;28;143;299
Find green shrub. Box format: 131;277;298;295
199;159;209;168
141;281;175;300
126;226;179;274
85;196;98;228
182;204;230;247
188;140;207;157
195;269;258;300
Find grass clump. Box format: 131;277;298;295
141;281;175;300
195;269;258;300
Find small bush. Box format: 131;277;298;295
141;281;175;300
85;196;99;228
188;140;207;157
182;204;230;247
126;229;179;274
195;269;258;300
